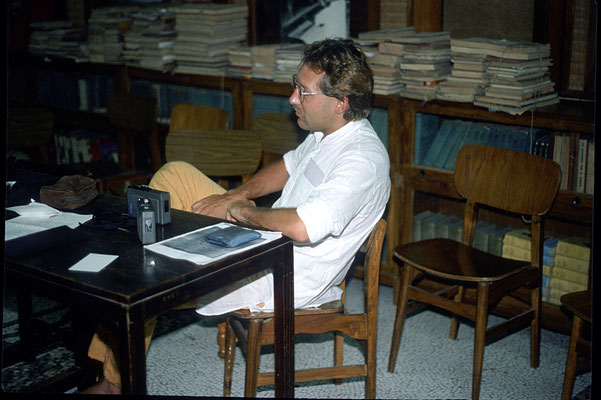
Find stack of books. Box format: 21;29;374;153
88;6;137;64
227;45;253;78
545;237;591;305
173;3;248;76
395;31;452;101
28;20;89;62
357;27;415;95
438;37;489;103
450;38;560;115
251;44;280;80
273;43;305;83
123;7;176;72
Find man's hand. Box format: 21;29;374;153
226;199;257;223
191;192;245;219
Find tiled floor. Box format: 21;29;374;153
2;278;592;399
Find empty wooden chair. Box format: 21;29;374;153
169;104;229;132
252;112;307;166
387;144;561;400
165;129;262;189
7;107;54;164
223;219;387;399
560;289;591;400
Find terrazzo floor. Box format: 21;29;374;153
2;277;592;399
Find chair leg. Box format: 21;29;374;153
388;264;413;373
561;315;584;400
366;333;377;399
449;285;465;340
333;331;344;385
244;319;263;398
223;318;236;397
530;286;541;368
472;283;490;400
217;321;226;359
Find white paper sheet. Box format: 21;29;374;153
68;253;119;272
145;222;283;265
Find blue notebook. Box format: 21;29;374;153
205;226;262;248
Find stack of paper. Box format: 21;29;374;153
88;6;137;63
251;44;280;80
273;43;304;83
173;3;249;76
123;7;176;72
227;45;253;78
396;31;452;101
28;20;89;62
452;38;559;114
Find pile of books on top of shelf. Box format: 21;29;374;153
273;43;305;83
28;20;89;62
396;31;452;101
356;27;416;95
172;2;248;76
438;37;489;103
451;37;559;115
122;7;176;72
226;44;282;81
88;6;138;64
501;229;591;306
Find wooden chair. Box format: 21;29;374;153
252;112;308;166
96;91;162;196
560;289;591;400
169;104;229;132
387;144;561;400
223;219;387;398
165;129;262;189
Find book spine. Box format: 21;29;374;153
502;230;531;250
553;254;590;274
585;139;594;194
575;137;588;192
556;241;591;260
548;276;588;292
502;243;530;261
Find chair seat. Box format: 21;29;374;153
394;238;534;282
560;290;591;323
231;299;344;320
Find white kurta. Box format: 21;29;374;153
196;119;390;315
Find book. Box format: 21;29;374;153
448;218;464;243
548;276;588;293
489;226;515;257
421;120;453;167
575;137;588;193
585;139;594;194
556;237;591;260
553;254;590;275
413;210;435;242
503;229;532;249
421;212;446;240
441;121;471;170
502;243;531;261
547;265;589;286
414;113;440;165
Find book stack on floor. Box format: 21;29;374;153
501;229;591;306
450;38;560;115
438;38;489;103
273;43;305;83
413;210;511;257
28;20;89;62
88;6;137;64
356;27;416;95
123;8;176;72
545;237;591;305
173;3;248;76
397;31;452;101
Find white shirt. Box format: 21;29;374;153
196;119;390;315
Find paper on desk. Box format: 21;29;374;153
145;222;282;265
69;253;119;272
5;201;93;241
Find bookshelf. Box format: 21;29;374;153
388;97;594;334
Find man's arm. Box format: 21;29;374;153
191;159;289;218
227;201;310;243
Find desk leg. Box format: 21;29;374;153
118;311;147;395
273;243;295;398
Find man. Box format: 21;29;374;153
83;37;390;394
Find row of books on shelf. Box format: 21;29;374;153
413;211;591;306
54;129;118;165
413;113;594;194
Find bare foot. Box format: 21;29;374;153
80;378;121;394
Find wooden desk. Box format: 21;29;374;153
5;190;295;396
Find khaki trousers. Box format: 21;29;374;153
87;161;226;386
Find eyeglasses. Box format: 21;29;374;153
292;74;323;103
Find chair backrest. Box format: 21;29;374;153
169;104;229;132
363;219;387;316
252;112;307;156
454;144;561;265
455;144;561;216
165;129;262;179
7;107;54;147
